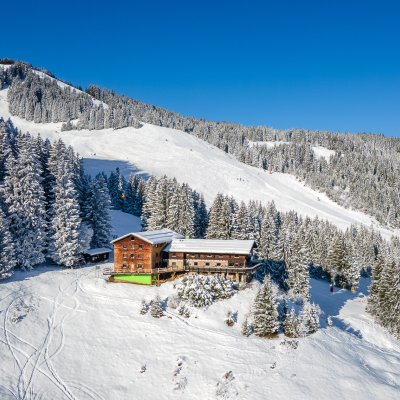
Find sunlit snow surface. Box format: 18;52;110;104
0;88;398;240
0;213;399;399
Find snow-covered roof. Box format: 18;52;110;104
111;229;184;245
164;239;255;255
84;247;112;256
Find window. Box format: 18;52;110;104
229;262;234;267
123;253;127;259
130;237;135;241
205;262;210;266
216;262;221;266
156;252;159;257
172;262;176;267
138;244;143;250
172;252;176;258
130;254;135;260
138;254;142;259
138;264;143;269
130;244;134;250
122;244;127;249
235;263;239;267
234;255;240;259
122;263;127;269
194;262;198;266
207;254;212;258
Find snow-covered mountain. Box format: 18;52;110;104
1;63;400;400
0;81;398;240
0;211;399;400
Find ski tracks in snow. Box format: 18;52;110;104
0;270;104;400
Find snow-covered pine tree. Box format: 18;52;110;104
150;295;164;318
89;174;112;248
51;154;83;267
284;308;300;337
327;233;350;287
2;133;47;269
0;207;15;279
206;193;225;239
299;302;320;336
241;315;253;336
285;234;310;300
193;192;208;238
252;275;279;337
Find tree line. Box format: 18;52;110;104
1;61;399;230
0;118;112;279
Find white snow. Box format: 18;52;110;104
0;247;399;398
0;66;107;108
112;229;184;245
110;209;141;238
312;145;336;162
84;248;112;256
0;87;397;241
248;140;290;148
165;239;255;255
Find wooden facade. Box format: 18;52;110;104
113;235;168;274
109;230;260;284
163;252;253;282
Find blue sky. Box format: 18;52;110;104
2;0;400;136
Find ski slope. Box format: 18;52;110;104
0;211;399;400
0;84;398;240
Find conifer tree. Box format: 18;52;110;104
89;174;112;248
284;308;300;338
51;155;82;267
0;207;15;279
150;295;164;318
253;275;279;337
2;134;47;269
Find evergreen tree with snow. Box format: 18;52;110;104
284;308;300;338
2;134;47;269
51;155;83;267
89;174;112;248
241;315;253;337
0;207;15;279
299;302;320;336
285;235;310;300
253;275;279;337
150;295;164;318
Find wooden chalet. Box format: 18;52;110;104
107;229;260;285
109;229;184;284
83;248;112;263
163;239;258;283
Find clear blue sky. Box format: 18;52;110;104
2;0;400;136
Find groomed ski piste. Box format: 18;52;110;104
0;72;399;241
0;211;399;400
1;68;400;399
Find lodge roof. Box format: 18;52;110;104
111;229;184;245
164;239;255;255
84;247;112;256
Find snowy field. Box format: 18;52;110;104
0;210;399;400
1;262;399;399
0;87;398;240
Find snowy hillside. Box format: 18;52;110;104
0;87;397;240
0;211;399;400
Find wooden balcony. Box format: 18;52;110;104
105;262;263;276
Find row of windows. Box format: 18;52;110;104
171;253;241;259
123;253;142;259
122;252;159;259
122;243;143;250
122;263;143;269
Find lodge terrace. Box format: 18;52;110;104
105;229;261;285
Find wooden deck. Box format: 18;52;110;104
104;263;263;276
